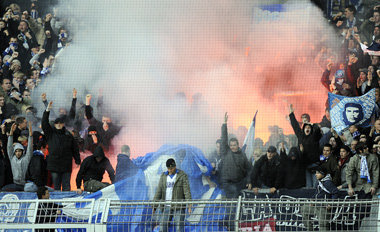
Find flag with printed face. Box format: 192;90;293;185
242;110;258;160
328;89;376;134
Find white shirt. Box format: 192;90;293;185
165;173;177;203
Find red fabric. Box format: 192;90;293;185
239;218;276;231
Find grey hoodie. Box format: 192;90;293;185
7;135;33;185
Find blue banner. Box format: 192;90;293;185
0;144;375;231
329;89;376;134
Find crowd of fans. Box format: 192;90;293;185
0;1;379;207
209;1;380;202
0;1;124;193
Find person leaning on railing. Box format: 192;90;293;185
346;141;379;199
301;166;339;231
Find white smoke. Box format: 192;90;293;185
32;0;341;156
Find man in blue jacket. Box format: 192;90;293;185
302;166;339;231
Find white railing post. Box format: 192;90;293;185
235;196;242;232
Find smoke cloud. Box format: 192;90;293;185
33;0;341;157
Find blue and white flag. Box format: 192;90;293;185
329;89;376;134
242;110;258;160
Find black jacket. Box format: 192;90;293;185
219;123;252;184
251;153;282;189
318;155;341;186
0;132;12;187
76;146;115;188
25;151;47;187
41;110;81;172
289;112;322;163
280;147;307;189
36;202;63;232
85;105;121;150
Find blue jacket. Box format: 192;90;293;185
314;174;339;199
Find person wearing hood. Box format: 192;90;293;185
289;104;322;187
115;145;138;182
251;145;283;194
279;143;307;189
75;146;115;194
83;125;99;153
1;122;33;191
42;101;81;191
301;166;339;232
321;63;355;96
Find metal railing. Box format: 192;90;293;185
0;196;379;231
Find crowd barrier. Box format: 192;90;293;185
0;190;379;232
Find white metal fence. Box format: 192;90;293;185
0;196;379;231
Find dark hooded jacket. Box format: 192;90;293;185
83;125;99;153
42;110;81;172
251;153;282;189
75;146;115;189
318;153;341;186
115;153;138;182
25;150;47;187
280;147;307;189
289;112;322;163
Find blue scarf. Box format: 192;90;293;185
320;154;328;162
352;131;361;138
360;155;371;183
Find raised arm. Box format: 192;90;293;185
69;88;77;120
321;63;332;90
288;104;303;139
25;122;33;162
7;123;16;159
41;101;53;136
85;94;98;123
220;112;229;156
279;143;287;162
